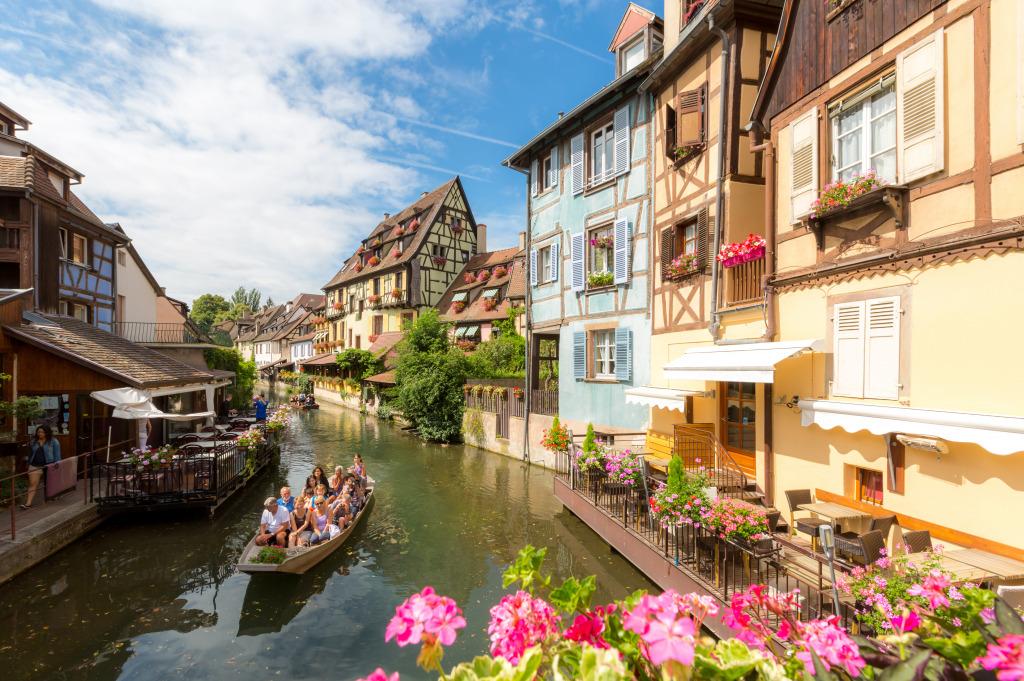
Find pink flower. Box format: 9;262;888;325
979;635;1024;681
357;670;399;681
907;569;951;609
890;612;921;632
622;591;701;666
563;612;610;649
385;587;466;648
792;617;866;677
487;591;560;664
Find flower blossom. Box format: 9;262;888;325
563;612;610;649
979;635;1024;681
385;587;466;648
357;670;400;681
792;617;866;677
487;591;560;664
889;612;921;632
907;569;952;609
622;590;702;666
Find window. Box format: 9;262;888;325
621;38;645;75
676;85;708;154
660;209;708;281
58;228;68;259
832;295;902;400
117;250;127;266
432;244;445;258
589;121;615;186
73;304;89;323
588;225;614;275
355;335;361;349
856;467;884;505
722;382;756;453
538;245;552;283
72;235;87;264
540;153;553;192
452;291;467;303
373;278;380;295
372;316;383;336
593;329;616;379
676;222;697;258
830;80;897;183
395;271;403;289
0;121;7;135
461;250;469;262
402;312;414;329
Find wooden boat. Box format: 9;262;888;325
236;478;374;574
288;399;320;410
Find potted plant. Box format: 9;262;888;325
456;339;476;351
477;270;490;282
390;288;402;299
604;449;644;489
494;387;508;399
367;294;381;305
716;234;766;268
127;444;175;471
369;334;380;343
368;256;381;266
463;273;476;284
473;384;484;396
492;265;508;278
810;169;888;219
390;248;401;258
666;252;699;278
354;263;364;273
450;300;466;313
587;271;614;287
463;385;473;394
333;302;342;310
540;416;571;452
235;429;266;450
451;220;465;235
513;386;524;400
589;235;614;250
432;255;447;267
482;298;498;312
250;546;286;565
408;218;420;231
394;226;405;236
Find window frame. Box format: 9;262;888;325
828;76;898;185
592;328;616;379
538;245;552;283
539;151;553;193
855;467;885;506
587;224;615;276
71;234;87;265
827;287;910;401
586;117;616;189
619;36;646;75
721;381;757;454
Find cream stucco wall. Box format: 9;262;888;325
117;248;159;325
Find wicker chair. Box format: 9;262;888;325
996;585;1024;612
834;529;887;564
902;529;932;553
784;489;829;544
765;509;782;535
839;514;896;547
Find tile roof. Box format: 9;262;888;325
0;156;28;188
290;293;324;309
323;177;460;289
5;314;218;388
364;370;396;384
299;352;338;366
436;248;521;324
506;252;527;299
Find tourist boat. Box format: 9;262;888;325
236;478;374;574
288;398;320;410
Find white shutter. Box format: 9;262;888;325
550;145;559;188
613;218;630;284
530;159;539;197
864;297;901;400
550;240;560;283
897;28;944;183
570;232;585;292
573;332;586;380
530;248;538;286
570;134;584;195
614;327;631;382
789;106;818;221
1018;0;1024;144
832;301;865;398
614;105;631;176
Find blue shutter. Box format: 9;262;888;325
550;145;559;188
530;248;538;286
530;159;539;197
573;332;586;380
570;134;584;195
614;327;631;382
550;240;559;283
570;232;585;292
613;218;630;284
614;105;630;176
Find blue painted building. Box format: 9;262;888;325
503;4;663;432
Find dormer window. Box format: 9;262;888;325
621;38;646;74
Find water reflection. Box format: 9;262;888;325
0;397;654;681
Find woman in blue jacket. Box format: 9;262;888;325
23;425;60;509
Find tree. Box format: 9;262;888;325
230;286;262;311
213;302;253;326
190;294;230;332
393;309;471;442
203;348;257;405
582;423;597;455
468;308;526;378
265;297;274;307
335;349;385;381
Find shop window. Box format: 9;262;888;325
856;467;884;505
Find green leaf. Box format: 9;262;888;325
876;649;932;681
578;646;630;681
923;631;986;669
694;640;765;681
804;649;835;681
502;546;548;592
995;598;1024;635
511;648;543;681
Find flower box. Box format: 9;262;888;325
368;256;381;266
367;294;381;305
372;239;381;247
666;252;700;279
450;301;466;313
394;226;405;236
492;266;507;278
716;234;766;267
408;218;420;231
481;298;498;311
720;245;765;269
589;235;614;250
369;334;379;343
463;274;475;284
432;256;447;267
390;249;401;258
354;263;364;273
451;223;465;235
390;288;402;299
587;272;614;288
476;270;490;282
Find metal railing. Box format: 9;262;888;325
117;322;212;345
673;424;751;500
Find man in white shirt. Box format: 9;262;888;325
255;497;290;547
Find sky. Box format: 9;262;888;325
0;0;659;307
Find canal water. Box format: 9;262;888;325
0;399;654;681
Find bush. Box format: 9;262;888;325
375;402;394;421
204;347;257;405
582;423;597;456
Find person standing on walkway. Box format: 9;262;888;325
22;425;60;509
254;394;268;421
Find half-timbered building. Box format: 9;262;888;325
321;177;481;351
504;4;662;433
437;247;522;345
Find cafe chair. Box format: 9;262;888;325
902;529;933;553
834;529;887;565
784;489;829;546
996;585;1024;612
839;514;896;547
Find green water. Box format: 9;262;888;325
0;399;654;680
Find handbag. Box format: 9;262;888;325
29;443;47;467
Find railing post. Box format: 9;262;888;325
10;476;15;541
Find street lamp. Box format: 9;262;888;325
819;524;842;617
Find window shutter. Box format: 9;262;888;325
613;218;630;284
530;248;538;286
832;301;866;398
570;134;585;195
614;327;631;382
550;145;559;188
614;105;630;176
864;296;901;400
897;29;944;183
665;104;677;159
530;159;539;197
789;106;818;220
573;331;586;380
695;208;711;270
677;85;706;146
660;227;675;280
570;232;585;292
550;240;560;282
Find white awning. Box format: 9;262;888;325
91;388;216;421
624;386;707;413
662;339;825;383
799;399;1024;456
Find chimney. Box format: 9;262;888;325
384;212;390;220
518;231;526;250
420;191;428;199
477;224;487;253
558;112;564;119
242;308;251;319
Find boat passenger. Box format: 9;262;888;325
336;493;354;528
311;465;328;491
309;483;332;508
329;466;345;498
353;454;368;489
289;493;312;548
306;395;317;407
278;486;294;512
256;497;290;547
297;393;306;405
309;495;337;545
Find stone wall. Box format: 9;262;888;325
462;408;559;470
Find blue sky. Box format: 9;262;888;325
0;0;659;305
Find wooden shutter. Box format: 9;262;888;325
789;106;818;220
695;208;711;270
665;104;677;159
570;232;585;292
549;240;560;283
530;248;538;286
550;145;559;188
573;331;586;380
897;29;944;183
677;84;707;146
864;296;901;400
530;158;539;197
614;105;631;176
660;227;675;280
614;327;631;382
570;133;585;195
832;301;866;398
613;218;630;284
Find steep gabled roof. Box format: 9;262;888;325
608;3;659;52
436;248;520;324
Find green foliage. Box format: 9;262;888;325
469;308;526;378
582;423;597;455
335;348;385;381
212;301;254;327
296;374;313;394
190;293;230;332
250;545;286;564
501;546;551;593
230;286;262;311
667;456;685;494
463;408;486;447
375;402;394;421
203;348;257;405
548;575;596;613
449;649;542;681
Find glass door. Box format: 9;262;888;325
720;382;756;474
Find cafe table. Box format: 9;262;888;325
797;501;873;534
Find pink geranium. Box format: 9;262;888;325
487;591;560;664
907;569;952;609
385;586;466;648
889;611;921;632
622;591;704;666
792;616;866;677
563;612;610;649
979;635;1024;681
357;670;399;681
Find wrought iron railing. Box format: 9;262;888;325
117;322;212;345
673;424;751;500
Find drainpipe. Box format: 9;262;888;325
707;14;730;341
507;162;532;464
33;200;40;311
748;123;777;343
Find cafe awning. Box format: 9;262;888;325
662;339;825;383
624;386;707;413
798;399;1024;456
91;387;216;421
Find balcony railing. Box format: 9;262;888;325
0;224;24;249
118;322;212;345
724;256;765;306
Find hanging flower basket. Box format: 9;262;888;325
367;294;381;305
368;256;381;266
357;246;366;254
333;302;342;310
432;255;447;267
666;252;699;279
463;385;473;394
494;387;508;399
473;384;484;395
673;141;705;161
456;339;476;352
482;385;495;396
492;266;508;278
513;387;524;400
463;273;475;284
390;248;401;258
408;218;420;231
717;234;766;268
390;288;403;299
482;298;498;312
394;226;405;236
372;239;381;247
451;301;466;313
477;270;490;282
451;222;465;235
589;235;614;250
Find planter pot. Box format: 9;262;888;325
720;246;765;269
